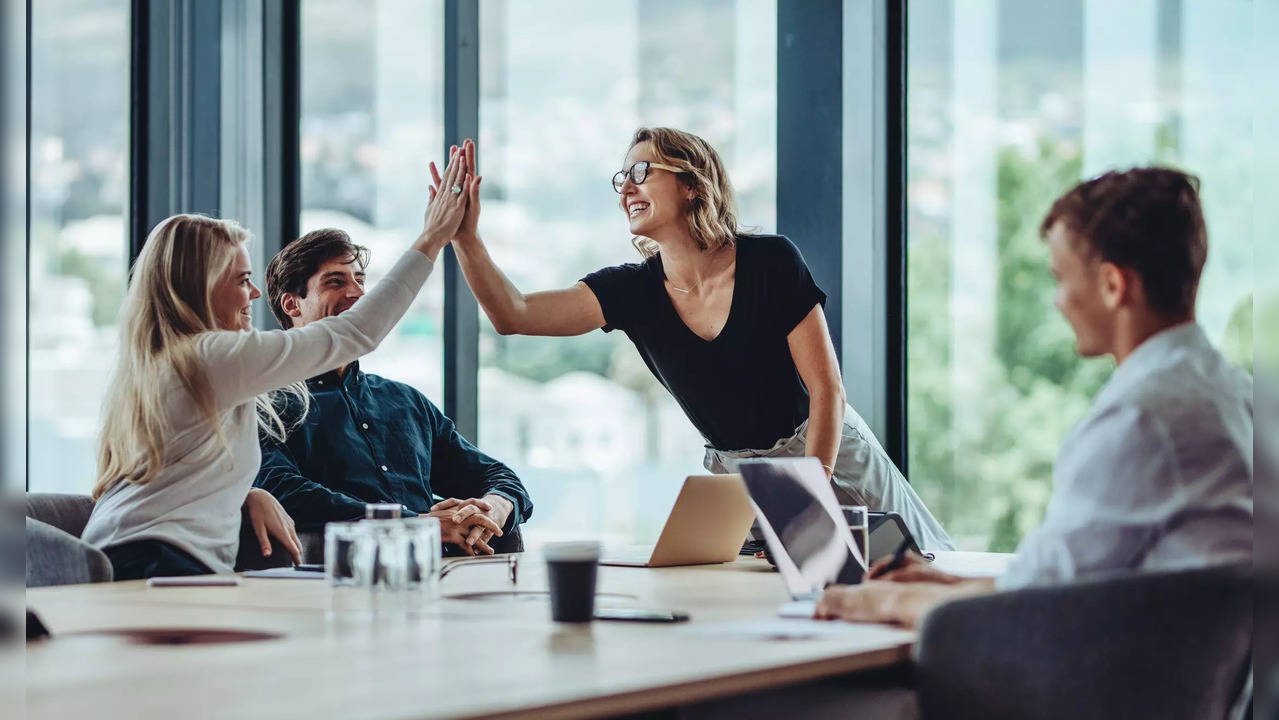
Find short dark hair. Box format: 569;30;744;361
1040;167;1207;317
265;229;370;328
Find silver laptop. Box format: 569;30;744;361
737;458;867;614
600;474;756;568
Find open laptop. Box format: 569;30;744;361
600;474;756;567
737;458;867;617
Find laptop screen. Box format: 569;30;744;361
738;457;866;596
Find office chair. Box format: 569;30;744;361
914;563;1252;720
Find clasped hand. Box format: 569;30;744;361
426;495;511;556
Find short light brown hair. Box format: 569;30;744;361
265;229;369;328
624;127;741;258
1040;167;1207;317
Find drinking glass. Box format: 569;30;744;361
324;521;371;586
841;505;869;567
402;516;442;599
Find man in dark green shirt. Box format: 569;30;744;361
254;229;532;556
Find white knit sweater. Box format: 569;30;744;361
82;250;434;574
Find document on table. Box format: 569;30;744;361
687;618;864;641
778;599;817;618
242;567;327;579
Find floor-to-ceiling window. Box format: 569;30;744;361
299;0;447;400
27;0;130;493
905;0;1258;551
476;0;777;546
294;0;780;547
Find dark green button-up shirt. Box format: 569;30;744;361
254;362;532;533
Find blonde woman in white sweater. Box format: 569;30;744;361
82;149;473;580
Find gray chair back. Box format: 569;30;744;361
25;493;112;586
26;493;95;538
914;563;1252;720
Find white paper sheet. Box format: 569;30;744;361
777;599;817;618
241;567;326;579
687;618;864;641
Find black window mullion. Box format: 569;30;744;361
442;0;480;442
885;0;908;471
263;0;299;312
777;0;844;360
128;0;222;263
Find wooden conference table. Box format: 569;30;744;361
25;551;1010;720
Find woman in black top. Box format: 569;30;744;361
432;129;952;552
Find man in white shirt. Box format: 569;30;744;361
816;166;1253;627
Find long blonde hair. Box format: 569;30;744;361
93;214;307;500
624;127;743;258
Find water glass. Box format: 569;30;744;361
324;521;371;586
365;503;403;520
402;516;442;598
841;505;869;567
353;519;409;589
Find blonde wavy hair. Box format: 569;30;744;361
93;214;307;500
623;127;743;258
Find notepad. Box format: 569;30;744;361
242;567;327;579
687;619;863;641
777;599;817;618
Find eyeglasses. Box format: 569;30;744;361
439;554;518;585
612;160;684;193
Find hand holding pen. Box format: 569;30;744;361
867;540;962;584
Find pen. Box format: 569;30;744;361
875;537;913;576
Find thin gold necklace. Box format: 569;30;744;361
667;248;725;294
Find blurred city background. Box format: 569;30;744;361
29;0;1259;551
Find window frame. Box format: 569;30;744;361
20;0;908;490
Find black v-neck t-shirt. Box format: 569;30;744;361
581;234;826;451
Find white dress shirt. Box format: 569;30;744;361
82;250;434;575
999;322;1252;590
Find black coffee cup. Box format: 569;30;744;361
544;542;600;622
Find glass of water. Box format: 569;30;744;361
841;505;869;567
402;516;442;599
324;521;370;586
354;519;409;590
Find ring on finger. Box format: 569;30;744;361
450;184;462;195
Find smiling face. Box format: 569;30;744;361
211;243;261;332
1046;221;1118;358
618;141;693;240
281;256;366;328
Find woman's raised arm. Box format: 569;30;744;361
431;139;605;337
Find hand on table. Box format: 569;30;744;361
814;581;909;625
816;575;994;628
867;551;962;584
243;488;302;564
427;495;513;556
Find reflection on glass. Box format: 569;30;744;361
28;0;130;493
300;0;445;400
477;0;777;547
906;0;1258;551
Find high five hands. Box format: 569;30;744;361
428;139;481;243
417;144;476;262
